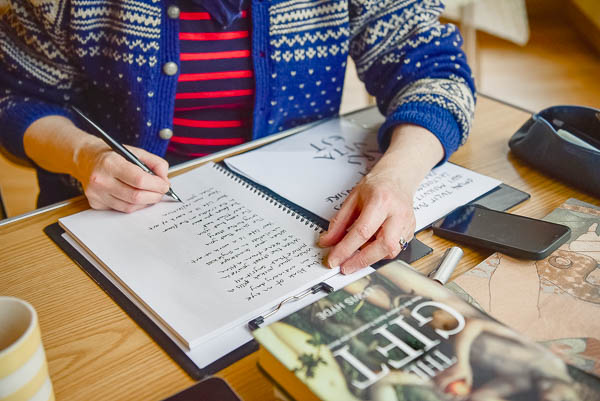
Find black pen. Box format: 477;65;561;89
71;106;182;203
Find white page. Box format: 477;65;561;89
59;162;339;351
225;118;501;231
62;234;374;370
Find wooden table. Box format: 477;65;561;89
1;96;597;400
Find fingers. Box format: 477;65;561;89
127;145;170;180
88;192;149;214
318;192;359;247
340;215;413;274
320;177;417;273
325;199;389;269
114;157;170;194
86;169;164;213
110;173;167;205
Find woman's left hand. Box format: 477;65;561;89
318;169;416;274
318;123;444;274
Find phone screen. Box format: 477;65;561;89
434;205;570;257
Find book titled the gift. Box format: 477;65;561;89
253;261;599;401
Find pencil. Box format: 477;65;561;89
71;106;182;203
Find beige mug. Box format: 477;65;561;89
0;297;54;401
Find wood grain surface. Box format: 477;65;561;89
0;96;597;400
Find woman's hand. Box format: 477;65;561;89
76;141;170;212
318;168;416;274
24;115;170;213
318;124;444;274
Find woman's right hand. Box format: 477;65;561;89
76;140;170;212
24;115;171;213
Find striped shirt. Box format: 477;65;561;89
167;2;254;163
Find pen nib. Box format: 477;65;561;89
167;188;183;202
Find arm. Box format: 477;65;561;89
319;0;475;272
24;116;170;212
0;4;169;211
320;124;442;271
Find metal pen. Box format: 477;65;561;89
71;106;182;202
428;246;463;285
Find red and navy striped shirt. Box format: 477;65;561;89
167;2;254;163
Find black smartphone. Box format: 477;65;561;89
163;377;241;401
432;204;571;260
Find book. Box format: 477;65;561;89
448;198;600;378
253;260;600;401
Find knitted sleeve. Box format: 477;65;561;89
349;0;476;162
0;1;78;160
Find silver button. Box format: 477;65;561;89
162;62;178;76
167;5;180;19
159;128;173;140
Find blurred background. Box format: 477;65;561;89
1;0;599;219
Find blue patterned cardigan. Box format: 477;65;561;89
0;0;475;204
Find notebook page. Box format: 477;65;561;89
225;118;501;231
62;233;373;370
59;162;335;350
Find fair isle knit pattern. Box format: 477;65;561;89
0;0;474;176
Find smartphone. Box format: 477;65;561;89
163;377;241;401
432;204;571;260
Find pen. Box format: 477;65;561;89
428;246;463;285
551;118;600;153
71;106;182;203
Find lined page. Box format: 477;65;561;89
225;118;501;230
59;162;334;350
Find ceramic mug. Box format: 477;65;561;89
0;297;54;401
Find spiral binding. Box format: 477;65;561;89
212;163;324;233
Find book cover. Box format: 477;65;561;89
253;261;599;401
448;198;600;377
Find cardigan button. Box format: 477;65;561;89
159;128;173;140
167;5;180;19
162;62;178;76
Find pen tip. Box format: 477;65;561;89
167;188;183;203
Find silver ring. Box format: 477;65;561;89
399;236;408;251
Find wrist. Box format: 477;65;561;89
368;124;444;195
71;134;107;180
23;115;106;180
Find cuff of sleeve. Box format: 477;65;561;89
0;100;72;160
377;102;462;165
